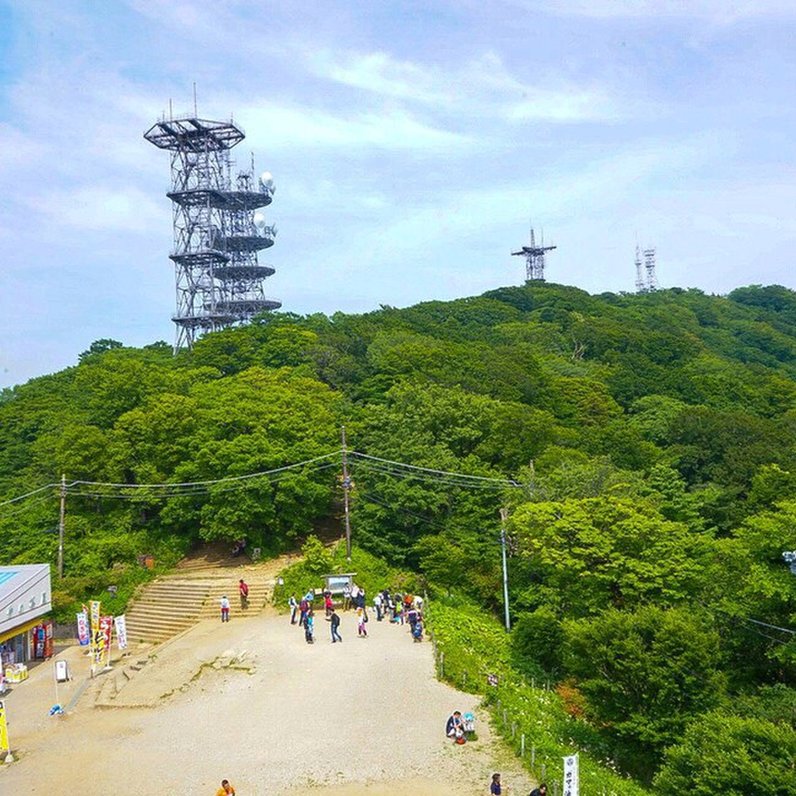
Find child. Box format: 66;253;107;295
490;773;502;795
357;607;368;637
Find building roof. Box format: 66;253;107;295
0;564;52;641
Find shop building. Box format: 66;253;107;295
0;565;53;667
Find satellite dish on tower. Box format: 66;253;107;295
259;171;274;189
253;211;267;229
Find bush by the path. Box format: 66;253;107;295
426;597;650;796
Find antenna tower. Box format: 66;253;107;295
144;110;280;350
634;245;645;293
634;244;659;293
512;225;556;282
643;247;658;291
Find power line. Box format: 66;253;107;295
0;483;58;507
66;463;339;500
70;452;341;489
350;460;516;491
349;451;519;486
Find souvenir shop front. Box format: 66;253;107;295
0;565;53;687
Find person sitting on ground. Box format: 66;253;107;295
216;779;235;796
529;784;547;796
446;710;465;741
490;772;502;795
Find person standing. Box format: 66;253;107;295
373;592;383;621
298;596;309;627
305;609;315;644
238;578;249;611
330;609;342;643
357;607;368;637
490;773;502;795
220;595;230;623
216;779;235;796
324;591;334;617
288;594;298;624
343;583;352;611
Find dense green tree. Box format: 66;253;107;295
654;711;796;795
565;606;726;776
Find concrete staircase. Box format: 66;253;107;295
123;565;277;644
124;579;211;645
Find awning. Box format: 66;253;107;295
0;616;43;645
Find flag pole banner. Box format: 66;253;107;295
0;700;10;756
114;615;128;651
89;601;101;636
563;753;579;796
100;616;113;668
76;612;90;646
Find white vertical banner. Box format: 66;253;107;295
563;753;579;796
114;615;128;651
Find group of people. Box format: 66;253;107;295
286;584;425;645
218;579;250;622
489;775;547;795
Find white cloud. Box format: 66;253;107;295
521;0;796;22
305;48;624;123
34;186;163;233
236;100;473;152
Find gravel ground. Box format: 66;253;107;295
0;608;532;795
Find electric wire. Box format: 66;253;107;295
70;451;341;489
0;483;58;507
349;451;519;486
349;459;517;491
66;463;339;500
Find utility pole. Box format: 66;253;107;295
499;507;511;631
58;474;66;579
341;426;352;563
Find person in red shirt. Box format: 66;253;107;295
239;579;249;611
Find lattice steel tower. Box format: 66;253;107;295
144;114;280;350
512;226;556;282
634;244;659;293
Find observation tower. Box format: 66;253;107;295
145;114;280;350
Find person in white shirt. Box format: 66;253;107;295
220;595;230;623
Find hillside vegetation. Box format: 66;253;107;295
2;282;795;790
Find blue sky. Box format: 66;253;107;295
1;0;796;386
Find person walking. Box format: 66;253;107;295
490;773;502;795
357;607;368;637
305;609;315;644
238;578;249;611
216;779;235;796
330;609;342;643
288;594;298;624
220;595;230;623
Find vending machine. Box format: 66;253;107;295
32;621;53;660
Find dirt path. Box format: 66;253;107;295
0;608;532;795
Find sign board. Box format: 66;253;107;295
563;753;579;796
55;660;70;683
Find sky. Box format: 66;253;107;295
1;0;796;387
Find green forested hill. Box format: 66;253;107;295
2;282;795;791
